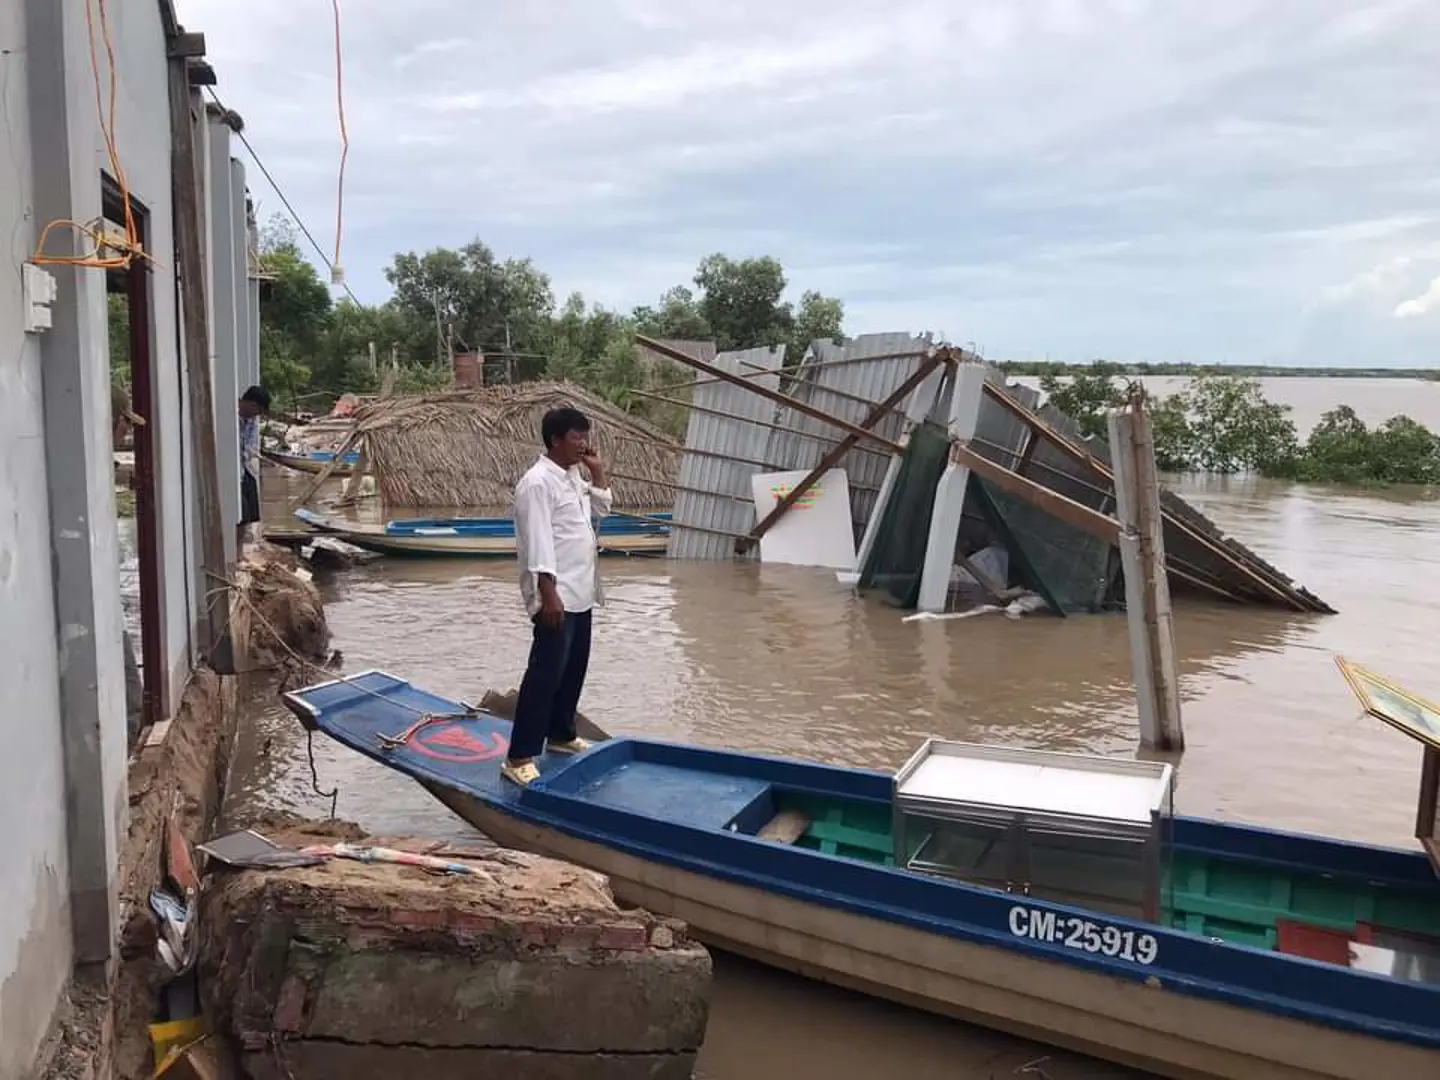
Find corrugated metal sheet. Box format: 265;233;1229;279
656;331;1329;608
666;346;784;559
765;333;932;541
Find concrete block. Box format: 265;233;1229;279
197;834;711;1079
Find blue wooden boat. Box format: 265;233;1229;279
263;448;362;476
284;670;1440;1080
291;507;672;557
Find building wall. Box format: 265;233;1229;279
0;1;250;1073
106;0;192;711
0;3;75;1073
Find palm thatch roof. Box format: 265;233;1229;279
340;382;682;511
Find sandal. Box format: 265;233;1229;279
547;737;592;756
501;759;541;787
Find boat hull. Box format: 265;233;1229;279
439;786;1436;1080
264;450;356;476
284;672;1440;1080
293;507;672;558
331;530;670;558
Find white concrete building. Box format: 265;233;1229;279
0;1;258;1074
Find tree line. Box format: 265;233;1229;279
255;218;845;429
249;221;1437;485
1040;362;1440;486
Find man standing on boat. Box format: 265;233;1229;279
504;406;612;786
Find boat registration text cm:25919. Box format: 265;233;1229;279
1008;905;1160;965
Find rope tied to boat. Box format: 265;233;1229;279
376;707;480;752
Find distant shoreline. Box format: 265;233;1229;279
997;363;1438;380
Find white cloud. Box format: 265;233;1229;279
174;0;1440;366
1395;277;1440;319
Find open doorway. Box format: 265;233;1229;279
104;175;167;746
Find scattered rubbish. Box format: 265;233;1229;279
166;819;199;897
154;1037;235;1080
903;607;1003;623
149;1017;205;1069
299;841;497;879
150;888;193;974
197;828;326;870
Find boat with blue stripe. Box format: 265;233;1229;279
285;670;1440;1080
291;506;672;556
263;448;362;476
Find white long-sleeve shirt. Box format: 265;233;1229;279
513;455;613;616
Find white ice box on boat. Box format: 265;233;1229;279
892;740;1175;920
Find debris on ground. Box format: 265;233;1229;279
238;550;332;683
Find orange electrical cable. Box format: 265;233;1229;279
331;0;349;280
31;0;150;270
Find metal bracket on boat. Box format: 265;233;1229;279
376;708;480;753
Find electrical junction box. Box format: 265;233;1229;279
22;263;57;334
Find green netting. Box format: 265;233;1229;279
858;422;951;606
859;424;1122;614
972;479;1119;614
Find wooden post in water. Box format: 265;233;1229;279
1109;389;1183;751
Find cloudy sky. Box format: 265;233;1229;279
177;0;1440;367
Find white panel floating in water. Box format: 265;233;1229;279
750;468;856;571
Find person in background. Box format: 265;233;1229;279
503;406;612;787
238;385;270;555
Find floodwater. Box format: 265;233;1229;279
229;377;1440;1080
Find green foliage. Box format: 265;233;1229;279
694;254;792;351
253;221;839;427
1032;366;1439;485
1159;375;1299;474
390;364;455;395
1280;407;1440;485
107;293;131;384
688;254;847;359
790;290;845;361
1148;396;1194;473
385;240;554;356
1037;360;1128;438
632;286;712;342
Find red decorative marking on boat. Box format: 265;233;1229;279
410;721;509;763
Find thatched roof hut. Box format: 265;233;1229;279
339;382;682;512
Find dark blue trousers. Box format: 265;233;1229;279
509;610;592;761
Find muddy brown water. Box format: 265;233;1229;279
231;452;1440;1078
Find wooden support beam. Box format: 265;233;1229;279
953;445;1121;545
168;61;230;661
738;351;947;554
1111;394;1183;752
635;334;903;453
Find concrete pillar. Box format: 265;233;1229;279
916;363;987;613
206;115;239;561
25;0;127;965
232;161;253;399
246;278;262;389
